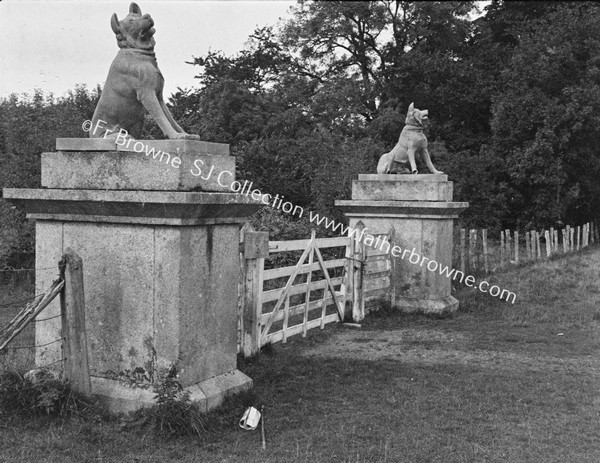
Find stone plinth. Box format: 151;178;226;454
44;138;234;191
336;174;468;316
3;139;261;413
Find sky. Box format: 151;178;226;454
0;0;296;100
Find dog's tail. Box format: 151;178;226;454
376;152;393;174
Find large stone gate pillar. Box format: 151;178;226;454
4;138;261;412
336;174;468;316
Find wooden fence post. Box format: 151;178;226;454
482;229;489;274
460;229;466;275
514;231;519;264
544;230;551;257
562;229;567;253
584;223;589;247
469;229;476;272
60;248;91;395
389;227;396;305
535;231;542;259
525;231;530;261
303;230;316;337
500;231;505;267
576;226;580;251
550;227;554;252
554;229;559;252
242;231;267;357
352;221;365;323
505;229;511;263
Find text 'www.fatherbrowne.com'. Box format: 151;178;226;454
81;119;517;304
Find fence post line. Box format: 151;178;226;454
535;231;541;259
566;225;571;251
352;221;365;323
59;248;91;395
242;232;266;357
514;231;519;264
544;230;551;257
525;231;530;261
562;229;567;253
576;226;580;251
482;229;489;274
460;229;466;275
553;229;558;252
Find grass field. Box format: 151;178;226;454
0;247;599;462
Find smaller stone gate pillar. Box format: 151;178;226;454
336;174;468;316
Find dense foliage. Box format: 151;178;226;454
2;1;600;266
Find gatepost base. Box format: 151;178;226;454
92;370;252;414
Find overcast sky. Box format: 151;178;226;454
0;0;296;100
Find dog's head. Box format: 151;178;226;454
111;2;155;50
405;102;429;128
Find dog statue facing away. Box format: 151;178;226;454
90;2;199;140
376;103;443;175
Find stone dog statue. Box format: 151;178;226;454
376;103;443;175
90;2;199;140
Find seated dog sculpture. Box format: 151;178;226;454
90;2;199;140
376;103;443;175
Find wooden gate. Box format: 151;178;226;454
238;223;394;357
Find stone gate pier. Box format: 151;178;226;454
4;138;261;412
336;174;468;316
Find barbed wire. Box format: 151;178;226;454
0;295;42;309
0;267;59;272
34;313;62;322
4;338;63;351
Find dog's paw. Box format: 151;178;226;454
175;133;201;140
411;169;418;174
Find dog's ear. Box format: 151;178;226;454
408;102;414;113
130;2;142;15
111;13;121;35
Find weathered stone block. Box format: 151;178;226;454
42;150;235;191
352;177;453;201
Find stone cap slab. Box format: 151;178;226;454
56;138;229;156
358;174;448;182
352;179;453;201
42;150;235;191
3;188;263;225
335;199;469;219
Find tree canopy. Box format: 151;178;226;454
2;0;600;266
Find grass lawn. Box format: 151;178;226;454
0;247;599;462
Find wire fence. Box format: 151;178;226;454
0;259;65;372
